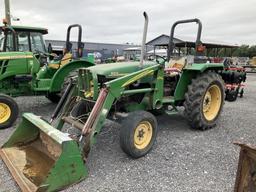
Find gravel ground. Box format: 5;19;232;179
0;74;255;192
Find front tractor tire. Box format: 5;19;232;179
184;71;225;130
120;111;158;158
0;94;19;129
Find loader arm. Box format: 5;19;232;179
79;64;163;147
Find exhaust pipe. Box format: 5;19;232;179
139;12;149;68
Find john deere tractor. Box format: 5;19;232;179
0;12;229;191
0;23;94;129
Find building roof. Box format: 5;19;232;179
146;34;238;49
147;48;167;54
123;47;141;51
146;34;182;46
175;41;238;49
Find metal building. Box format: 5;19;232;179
46;34;238;62
45;40;139;61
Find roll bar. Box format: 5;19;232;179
65;24;84;57
167;18;202;61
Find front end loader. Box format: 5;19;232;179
0;113;87;191
1;13;227;191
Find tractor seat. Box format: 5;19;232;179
60;52;73;66
165;57;187;76
48;53;73;69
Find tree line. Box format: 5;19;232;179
203;45;256;58
232;45;256;57
178;45;256;58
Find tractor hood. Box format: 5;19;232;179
88;61;156;78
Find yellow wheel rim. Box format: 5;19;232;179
203;85;222;121
134;121;153;150
0;103;11;124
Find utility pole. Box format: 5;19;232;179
4;0;11;25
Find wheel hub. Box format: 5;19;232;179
203;91;212;112
134;121;153;150
0;103;11;124
137;129;145;140
202;85;222;121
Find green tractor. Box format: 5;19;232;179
0;23;94;129
0;13;226;191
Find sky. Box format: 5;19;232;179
0;0;255;45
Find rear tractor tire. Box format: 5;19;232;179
120;111;158;158
0;94;19;129
184;71;225;130
46;73;76;103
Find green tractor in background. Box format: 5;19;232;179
0;23;94;129
0;13;228;191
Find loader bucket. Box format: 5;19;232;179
0;113;88;192
234;142;256;192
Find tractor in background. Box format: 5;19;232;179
242;56;256;73
0;13;228;191
249;57;256;72
0;22;94;129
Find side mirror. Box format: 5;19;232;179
48;43;53;53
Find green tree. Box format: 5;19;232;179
248;45;256;57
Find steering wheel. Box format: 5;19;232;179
33;49;49;57
33;49;50;66
155;55;167;65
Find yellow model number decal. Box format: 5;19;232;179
122;70;154;87
0;55;33;60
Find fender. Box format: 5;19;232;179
49;59;94;92
174;63;224;102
